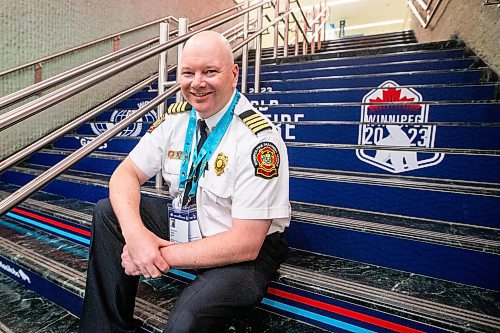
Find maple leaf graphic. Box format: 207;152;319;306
368;88;421;111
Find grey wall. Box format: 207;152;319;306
0;0;235;160
411;0;500;74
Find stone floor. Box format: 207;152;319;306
0;274;79;333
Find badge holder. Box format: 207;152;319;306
168;203;202;243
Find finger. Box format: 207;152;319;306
145;265;162;279
154;255;169;272
158;238;173;247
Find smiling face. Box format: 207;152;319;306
180;31;239;119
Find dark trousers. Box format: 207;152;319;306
79;198;288;333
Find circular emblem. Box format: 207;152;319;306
251;142;280;179
214;153;228;176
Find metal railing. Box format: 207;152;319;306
0;0;324;215
0;16;178;86
0;3;249;109
407;0;444;28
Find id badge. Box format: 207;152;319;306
168;203;202;243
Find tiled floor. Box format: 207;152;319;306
0;274;79;333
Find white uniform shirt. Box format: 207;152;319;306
129;91;290;237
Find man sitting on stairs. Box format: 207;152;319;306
79;30;291;333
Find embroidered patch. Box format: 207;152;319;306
251;142;280;179
167;150;183;159
147;115;165;133
214;153;228;176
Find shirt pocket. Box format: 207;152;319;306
163;158;182;195
199;173;234;218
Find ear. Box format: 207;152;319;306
232;63;239;88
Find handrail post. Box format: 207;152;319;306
176;18;189;102
254;3;263;93
156;22;170;189
283;0;290;57
273;0;280;58
241;0;250;94
113;36;121;52
34;63;43;85
303;18;307;55
311;7;316;54
294;21;299;56
323;0;328;44
318;2;322;50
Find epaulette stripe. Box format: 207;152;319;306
252;123;272;133
166;102;192;114
167;104;174;114
239;110;257;119
239;109;272;135
245;117;265;126
242;114;260;123
248;119;268;130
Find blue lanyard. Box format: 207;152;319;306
179;91;240;198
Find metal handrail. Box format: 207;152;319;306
309;5;328;27
407;0;444;28
0;3;247;109
0;2;247;79
0;38;158;109
292;0;311;29
0;0;272;132
0;4;295;215
0;74;159;172
0;16;177;78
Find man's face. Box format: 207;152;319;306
180;43;239;118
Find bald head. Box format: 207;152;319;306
183;31;234;66
179;30;239;118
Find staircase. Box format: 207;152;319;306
1;30;499;332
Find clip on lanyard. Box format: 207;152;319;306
179;91;241;202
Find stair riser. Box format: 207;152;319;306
3;168;498;230
285;222;500;291
29;145;500;185
289;177;500;228
245;49;465;72
244;71;484;90
247;86;497;104
289;146;500;183
248;59;475;81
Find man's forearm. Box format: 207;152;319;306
160;219;271;269
109;161;146;240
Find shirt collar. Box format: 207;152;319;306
197;89;237;133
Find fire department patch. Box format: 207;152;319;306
251;142;280;179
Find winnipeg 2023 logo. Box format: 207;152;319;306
356;80;444;173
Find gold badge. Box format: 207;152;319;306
214;153;228;176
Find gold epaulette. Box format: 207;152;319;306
238;110;272;135
167;101;192;114
147;102;192;133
